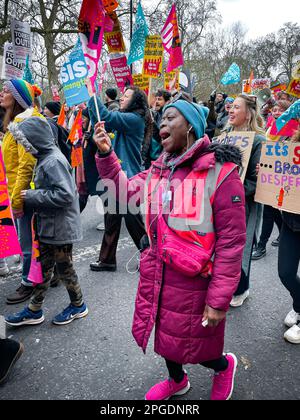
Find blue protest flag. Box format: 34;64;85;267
22;55;35;85
220;63;241;86
60;38;91;107
127;2;149;66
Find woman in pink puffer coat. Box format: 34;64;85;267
93;100;246;401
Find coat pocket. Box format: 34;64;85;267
37;211;56;239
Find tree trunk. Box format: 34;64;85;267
44;34;59;89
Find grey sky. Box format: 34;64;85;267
144;0;300;40
218;0;300;39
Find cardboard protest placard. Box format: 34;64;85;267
143;35;163;79
271;83;287;94
251;78;271;95
164;70;179;91
28;217;43;286
11;18;31;64
1;42;24;80
133;74;150;96
286;78;300;99
255;141;300;215
110;54;133;92
292;60;300;79
212;131;255;183
0;150;22;259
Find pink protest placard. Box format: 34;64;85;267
28;217;43;285
0;150;22;258
110;54;133;92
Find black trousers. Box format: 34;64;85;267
278;222;300;313
166;356;228;383
99;203;146;265
258;205;282;248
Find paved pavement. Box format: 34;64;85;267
0;197;299;400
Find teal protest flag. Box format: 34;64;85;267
22;55;34;85
220;63;241;86
276;99;300;131
127;2;149;66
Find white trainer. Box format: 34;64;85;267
284;325;300;344
284;310;300;328
230;290;249;308
96;222;105;231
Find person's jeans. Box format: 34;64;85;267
99;201;146;265
258;205;282;248
17;208;33;287
278;222;300;313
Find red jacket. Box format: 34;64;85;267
96;136;246;364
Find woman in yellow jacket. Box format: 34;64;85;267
0;79;43;304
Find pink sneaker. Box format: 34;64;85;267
210;353;238;400
145;373;190;400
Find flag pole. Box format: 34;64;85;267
93;93;101;122
130;0;133;74
148;77;153;106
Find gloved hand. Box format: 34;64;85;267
210;90;216;102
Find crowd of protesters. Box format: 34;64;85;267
0;78;299;400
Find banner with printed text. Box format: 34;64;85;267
164;70;179;91
133;73;150;96
255;141;300;215
1;42;24;80
103;0;119;13
60;39;90;107
142;35;163;79
0;150;22;259
11;19;31;64
286;78;300;98
251;78;271;95
110;54;133;92
104;11;126;53
212;131;255;183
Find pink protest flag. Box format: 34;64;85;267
270;118;300;137
266;115;275;129
104;14;114;32
161;4;184;72
78;0;106;91
98;60;108;92
0;150;22;259
28;217;43;285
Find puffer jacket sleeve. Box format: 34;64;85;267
88;96;140;134
206;169;247;312
25;160;75;209
95;150;148;206
11;143;36;210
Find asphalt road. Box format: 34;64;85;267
0;197;299;401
